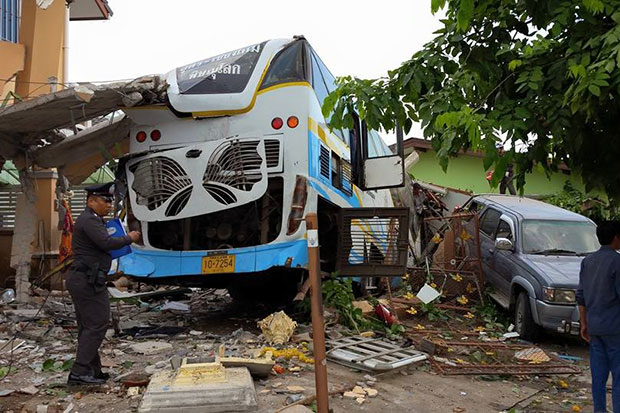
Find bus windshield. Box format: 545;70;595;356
176;42;267;95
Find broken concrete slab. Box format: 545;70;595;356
18;385;39;395
365;388;378;398
139;366;257;412
351;385;366;395
130;341;173;355
220;356;275;378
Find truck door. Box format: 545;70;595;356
478;207;503;288
489;216;516;292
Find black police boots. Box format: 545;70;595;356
67;372;106;385
95;371;110;380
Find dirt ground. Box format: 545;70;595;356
0;290;602;413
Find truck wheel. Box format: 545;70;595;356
515;291;541;342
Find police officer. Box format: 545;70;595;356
66;183;140;385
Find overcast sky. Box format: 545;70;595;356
69;1;443;142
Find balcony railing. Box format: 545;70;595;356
0;0;21;43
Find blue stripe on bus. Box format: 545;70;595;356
307;130;361;208
118;239;309;278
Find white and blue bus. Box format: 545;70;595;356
116;37;407;298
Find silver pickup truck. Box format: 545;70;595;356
463;195;600;341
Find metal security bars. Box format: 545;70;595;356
0;185;111;230
336;208;409;277
1;0;21;43
0;186;19;228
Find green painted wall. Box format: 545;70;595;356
409;150;587;196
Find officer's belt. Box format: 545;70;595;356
70;262;91;273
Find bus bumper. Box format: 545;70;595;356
117;240;309;278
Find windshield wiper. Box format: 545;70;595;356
530;249;578;255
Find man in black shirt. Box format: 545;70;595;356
497;145;516;195
66;183;140;385
577;221;620;412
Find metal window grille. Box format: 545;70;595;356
336;208;410;277
0;0;21;43
0;185;111;229
0;186;19;228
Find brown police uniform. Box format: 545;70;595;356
66;197;132;380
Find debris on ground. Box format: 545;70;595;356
257;311;297;345
326;335;427;372
0;269;592;413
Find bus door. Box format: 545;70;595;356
349;114;405;191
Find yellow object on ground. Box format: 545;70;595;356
173;358;226;385
260;347;314;364
257;311;297;345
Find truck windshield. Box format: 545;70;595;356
523;220;600;255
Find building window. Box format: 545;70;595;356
0;0;21;43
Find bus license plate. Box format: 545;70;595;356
202;255;235;274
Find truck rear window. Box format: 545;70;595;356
176;42;267;95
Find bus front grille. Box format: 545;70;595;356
202;139;265;205
129;157;192;216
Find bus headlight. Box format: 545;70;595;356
286;175;308;235
542;287;576;304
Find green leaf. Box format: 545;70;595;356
583;0;605;14
61;359;74;371
588;84;601;96
431;0;446;13
456;0;474;32
42;359;56;371
605;60;615;72
508;60;523;71
0;366;16;377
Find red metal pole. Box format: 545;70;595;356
305;213;329;413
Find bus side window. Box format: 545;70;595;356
348;118;362;188
310;48;347;144
331;152;342;190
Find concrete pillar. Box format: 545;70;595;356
32;169;60;254
10;167;37;303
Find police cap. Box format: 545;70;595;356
85;182;114;202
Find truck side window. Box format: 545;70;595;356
480;208;501;237
496;220;513;241
468;201;481;213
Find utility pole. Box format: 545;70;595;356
306;213;329;413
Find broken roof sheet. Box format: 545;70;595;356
0;76;166;161
33;115;131;169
